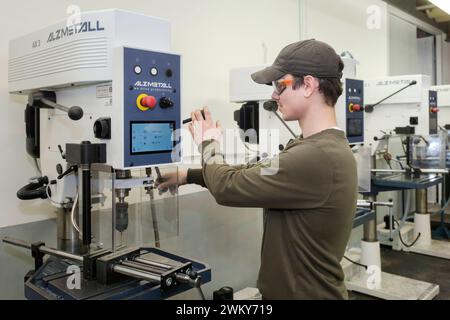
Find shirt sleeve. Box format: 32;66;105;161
186;168;207;188
199;140;334;209
186;161;260;188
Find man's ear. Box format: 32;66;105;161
303;76;320;98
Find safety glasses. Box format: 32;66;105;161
272;78;294;95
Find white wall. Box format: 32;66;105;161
388;13;419;76
300;0;389;79
418;37;436;84
0;0;300;228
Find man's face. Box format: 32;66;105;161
271;74;307;121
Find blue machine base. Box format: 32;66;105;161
24;247;211;300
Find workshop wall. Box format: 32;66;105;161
1;0;433;229
389;13;419;76
301;0;389;79
0;0;299;228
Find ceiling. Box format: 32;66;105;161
416;0;450;24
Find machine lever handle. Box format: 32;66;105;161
39;97;84;121
57;165;78;180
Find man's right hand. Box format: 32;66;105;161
156;169;188;194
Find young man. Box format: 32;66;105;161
158;39;358;299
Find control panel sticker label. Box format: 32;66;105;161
96;85;112;98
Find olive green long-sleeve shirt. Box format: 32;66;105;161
187;129;357;300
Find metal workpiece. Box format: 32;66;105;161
134;257;173;270
121;260;166;275
112;264;161;283
416;189;428;214
126;257;202;288
95;247;142;285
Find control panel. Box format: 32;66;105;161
345;79;364;144
123;48;181;168
429;90;438;135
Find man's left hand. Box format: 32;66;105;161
188;107;222;146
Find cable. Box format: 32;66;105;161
394;218;421;248
343;255;367;269
46;184;64;206
71;191;81;235
34;158;42;175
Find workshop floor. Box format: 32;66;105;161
350;230;450;300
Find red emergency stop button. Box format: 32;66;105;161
349;103;362;112
353;104;362;112
430;107;439;113
142;96;157;108
136;94;157;111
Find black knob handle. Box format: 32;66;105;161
364;105;374;113
93;118;111;139
68;106;84;121
263;100;278;112
188;270;198;280
160;97;174;109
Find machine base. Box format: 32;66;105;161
342;250;439;300
24;247;211;300
378;222;450;260
409;241;450;260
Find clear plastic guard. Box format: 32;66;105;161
85;165;179;253
354;146;371;193
409;131;446;169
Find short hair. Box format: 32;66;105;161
293;76;343;107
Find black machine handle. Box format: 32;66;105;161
24;91;84;159
38;97;84;121
365;81;417;113
28;91;84;121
